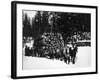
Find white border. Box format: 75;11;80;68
17;3;96;77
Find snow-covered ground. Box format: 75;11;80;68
23;47;91;70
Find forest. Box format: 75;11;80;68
23;11;91;41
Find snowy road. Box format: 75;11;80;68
23;47;91;70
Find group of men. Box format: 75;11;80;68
24;32;78;64
62;43;78;64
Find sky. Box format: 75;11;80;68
23;10;37;25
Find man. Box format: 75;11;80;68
72;45;78;64
63;45;70;64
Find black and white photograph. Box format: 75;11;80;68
11;1;97;79
23;10;91;69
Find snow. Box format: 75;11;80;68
23;47;91;70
